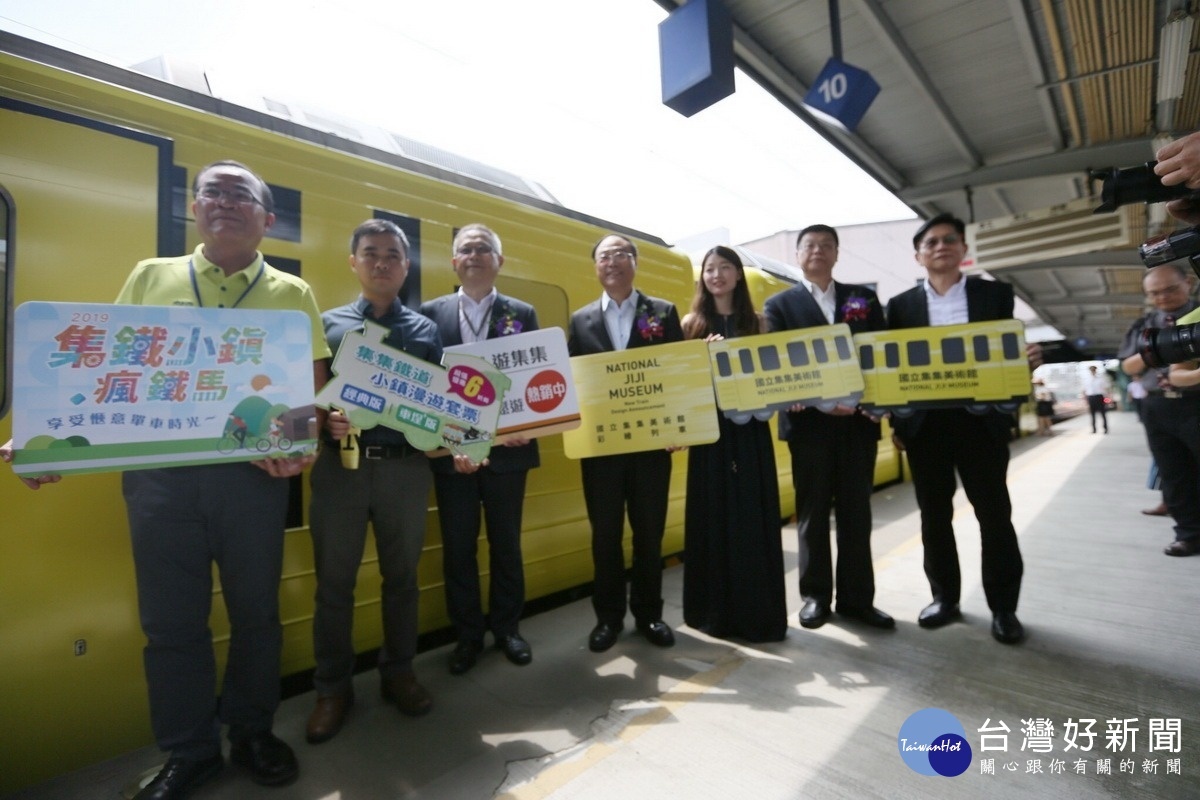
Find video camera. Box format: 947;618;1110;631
1092;161;1200;367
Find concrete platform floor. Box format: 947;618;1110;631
12;410;1200;799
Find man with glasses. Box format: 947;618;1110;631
1;161;331;799
763;224;893;633
304;219;443;744
419;224;540;675
1118;263;1200;556
886;213;1026;644
568;233;684;652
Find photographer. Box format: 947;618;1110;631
1118;264;1200;556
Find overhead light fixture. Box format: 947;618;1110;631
1157;11;1194;104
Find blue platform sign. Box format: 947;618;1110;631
802;57;881;132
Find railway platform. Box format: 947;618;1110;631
11;410;1200;799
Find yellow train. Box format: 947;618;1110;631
0;33;898;791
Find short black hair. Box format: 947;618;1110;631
912;213;966;250
591;233;638;261
796;224;839;249
349;218;409;254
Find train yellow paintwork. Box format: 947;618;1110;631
0;33;899;791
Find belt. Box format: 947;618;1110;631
1147;390;1189;399
361;442;418;459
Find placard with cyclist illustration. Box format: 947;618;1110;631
10;302;318;476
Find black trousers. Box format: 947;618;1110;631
580;450;672;625
902;410;1023;614
434;468;530;642
1086;394;1108;432
788;412;880;610
1143;395;1200;542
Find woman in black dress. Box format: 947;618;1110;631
681;246;787;642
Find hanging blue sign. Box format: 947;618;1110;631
802;57;881;132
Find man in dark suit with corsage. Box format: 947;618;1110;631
763;224;893;632
567;233;684;653
885;213;1025;645
420;223;540;675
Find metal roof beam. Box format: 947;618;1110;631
898;139;1159;203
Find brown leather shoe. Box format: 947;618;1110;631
381;672;432;716
1142;503;1169;516
1164;538;1200;557
306;692;352;744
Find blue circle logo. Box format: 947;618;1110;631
897;708;972;776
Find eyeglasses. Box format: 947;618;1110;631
1147;283;1187;298
195;185;263;207
596;250;634;264
919;234;963;250
456;244;495;257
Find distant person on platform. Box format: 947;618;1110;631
305;219;442;745
886;213;1027;645
1081;365;1111;434
762;224;893;632
1;160;330;799
420;223;540;675
1032;379;1055;437
1118;262;1200;557
567;233;684;653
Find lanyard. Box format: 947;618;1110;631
458;295;493;342
189;258;265;309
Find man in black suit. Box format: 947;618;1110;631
886;213;1025;645
420;224;540;674
567;233;684;652
763;224;893;631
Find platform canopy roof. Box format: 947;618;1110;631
654;0;1200;356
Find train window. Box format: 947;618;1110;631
264;254;301;278
812;338;829;363
834;335;851;360
941;337;966;363
884;342;900;368
787;340;810;367
906;340;931;366
714;351;732;377
1001;332;1020;359
266;184;302;243
858;344;875;370
973;334;990;361
0;185;9;418
738;348;755;374
758;344;780;372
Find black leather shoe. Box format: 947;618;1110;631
1164;538;1200;556
495;633;533;665
133;755;223;800
229;731;298;786
449;639;484;675
588;621;622;652
836;605;896;629
917;601;962;629
636;619;676;647
799;599;831;629
991;611;1024;644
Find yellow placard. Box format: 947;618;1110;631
855;320;1030;413
562;340;720;458
707;324;863;422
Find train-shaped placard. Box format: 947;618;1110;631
707;324;864;424
854;319;1030;416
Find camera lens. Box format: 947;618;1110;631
1140;323;1200;368
1140;229;1200;268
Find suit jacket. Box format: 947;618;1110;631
420;291;540;474
763;280;886;440
567;290;684;356
885;275;1015;442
